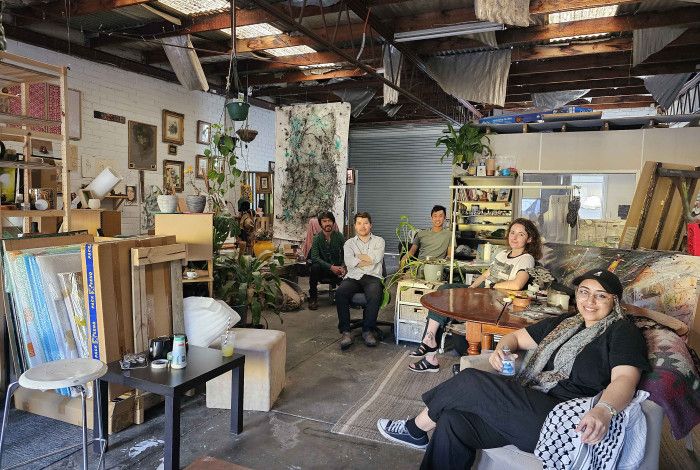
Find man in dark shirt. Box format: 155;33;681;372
308;211;346;310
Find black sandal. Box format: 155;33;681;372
409;342;438;358
409;358;440;373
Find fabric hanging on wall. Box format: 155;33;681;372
383;45;402;106
273;103;351;241
333;89;376;118
532;89;590;110
466;31;498;48
162;35;209;92
474;0;530;27
425;49;511;106
643;73;692;110
633;26;687;66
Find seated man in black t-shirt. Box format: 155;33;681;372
376;269;650;468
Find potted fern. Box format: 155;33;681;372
437;122;493;169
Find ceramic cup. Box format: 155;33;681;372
88;198;101;209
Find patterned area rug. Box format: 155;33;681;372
331;350;459;445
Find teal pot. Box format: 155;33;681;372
156;195;178;213
186;195;206;213
226;101;250;121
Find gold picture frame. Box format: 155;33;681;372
162;109;184;145
256;172;271;194
163;159;185;192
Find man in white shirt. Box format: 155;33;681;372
336;212;385;350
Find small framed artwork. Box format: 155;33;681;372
125;185;137;205
256;172;271;194
268;161;275;173
346;168;355;185
197;120;211;145
195;155;208;179
168;144;177;155
162;109;184;145
163;159;185;192
497;188;512;202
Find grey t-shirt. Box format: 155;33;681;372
414;229;451;259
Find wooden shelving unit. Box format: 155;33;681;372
0;51;71;234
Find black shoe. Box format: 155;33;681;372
309;298;318;310
376;419;428;450
452;363;461;377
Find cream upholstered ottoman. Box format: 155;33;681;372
206;328;286;412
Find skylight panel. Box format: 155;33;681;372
157;0;230;16
265;45;317;57
299;62;339;70
220;23;283;38
549;6;619;24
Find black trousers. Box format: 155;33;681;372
335;275;383;333
420;368;563;470
308;263;342;299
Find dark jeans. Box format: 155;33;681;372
422;283;469;345
308;263;342;299
335;275;383;333
420;369;562;470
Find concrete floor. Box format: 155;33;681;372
30;286;423;470
4;280;699;469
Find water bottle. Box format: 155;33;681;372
501;347;515;376
171;334;187;369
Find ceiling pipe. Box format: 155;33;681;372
244;0;463;124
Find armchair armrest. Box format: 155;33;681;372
460;351;524;374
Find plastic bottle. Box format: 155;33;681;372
501;347;515;376
171;335;187;369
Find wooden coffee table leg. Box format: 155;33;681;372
466;322;483;355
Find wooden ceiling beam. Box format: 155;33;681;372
247;68;366;86
511;37;632;61
498;6;700;45
16;0;152;25
252;78;382;97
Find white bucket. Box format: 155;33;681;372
423;263;443;282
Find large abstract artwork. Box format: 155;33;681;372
273;103;351;241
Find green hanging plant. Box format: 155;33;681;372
436;122;493;167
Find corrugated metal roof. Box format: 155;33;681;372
67;5;162;32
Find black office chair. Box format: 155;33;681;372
348;259;394;340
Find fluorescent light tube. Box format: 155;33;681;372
394;22;505;43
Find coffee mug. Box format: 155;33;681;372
149;336;173;361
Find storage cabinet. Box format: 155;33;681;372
69;209;121;236
394;279;443;344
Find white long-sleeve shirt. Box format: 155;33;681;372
344;234;385;280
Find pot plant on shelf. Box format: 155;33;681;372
214;251;283;327
436;122;493;172
156;171;178;213
184;165;206;213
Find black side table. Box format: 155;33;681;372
94;346;245;470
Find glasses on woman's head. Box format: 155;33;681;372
576;287;613;303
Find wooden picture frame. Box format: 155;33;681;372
162;109;184;145
163;159;185;192
197;120;211;145
168;144;177;155
256;172;271;194
128;120;157;170
268;161;275;173
346;168;355;185
496;188;512;202
195;155;208;179
125;185;137;205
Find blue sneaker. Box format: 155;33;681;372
377;419;428;450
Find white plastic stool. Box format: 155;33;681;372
0;358;107;470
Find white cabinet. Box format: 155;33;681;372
394;279;443;344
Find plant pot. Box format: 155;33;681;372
157;195;178;213
253;240;275;258
236;128;258;143
186;195;206;213
423;263;444;282
486;157;496;176
226;101;250;121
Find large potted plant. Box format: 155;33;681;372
215;251;283;327
436;122;493;169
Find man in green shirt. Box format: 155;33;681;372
308;211;346;310
400;205;452;264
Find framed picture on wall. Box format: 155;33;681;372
128;121;157;170
197;120;211;144
496;188;511;202
163;159;185;192
168;144;177;155
256;172;271;194
162;109;184;145
195;155;208;179
268;161;275;173
125;185;137;205
346;168;355;185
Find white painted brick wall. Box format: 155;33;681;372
5;39;276;235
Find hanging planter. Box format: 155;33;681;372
226;101;250;121
236;128;258;143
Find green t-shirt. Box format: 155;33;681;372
414;229;451;259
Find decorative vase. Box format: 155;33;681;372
225;101;250;121
486;157;496;176
87;198;101;210
253;240;275;258
157;195;178;213
186;195;206;213
467;162;477;176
